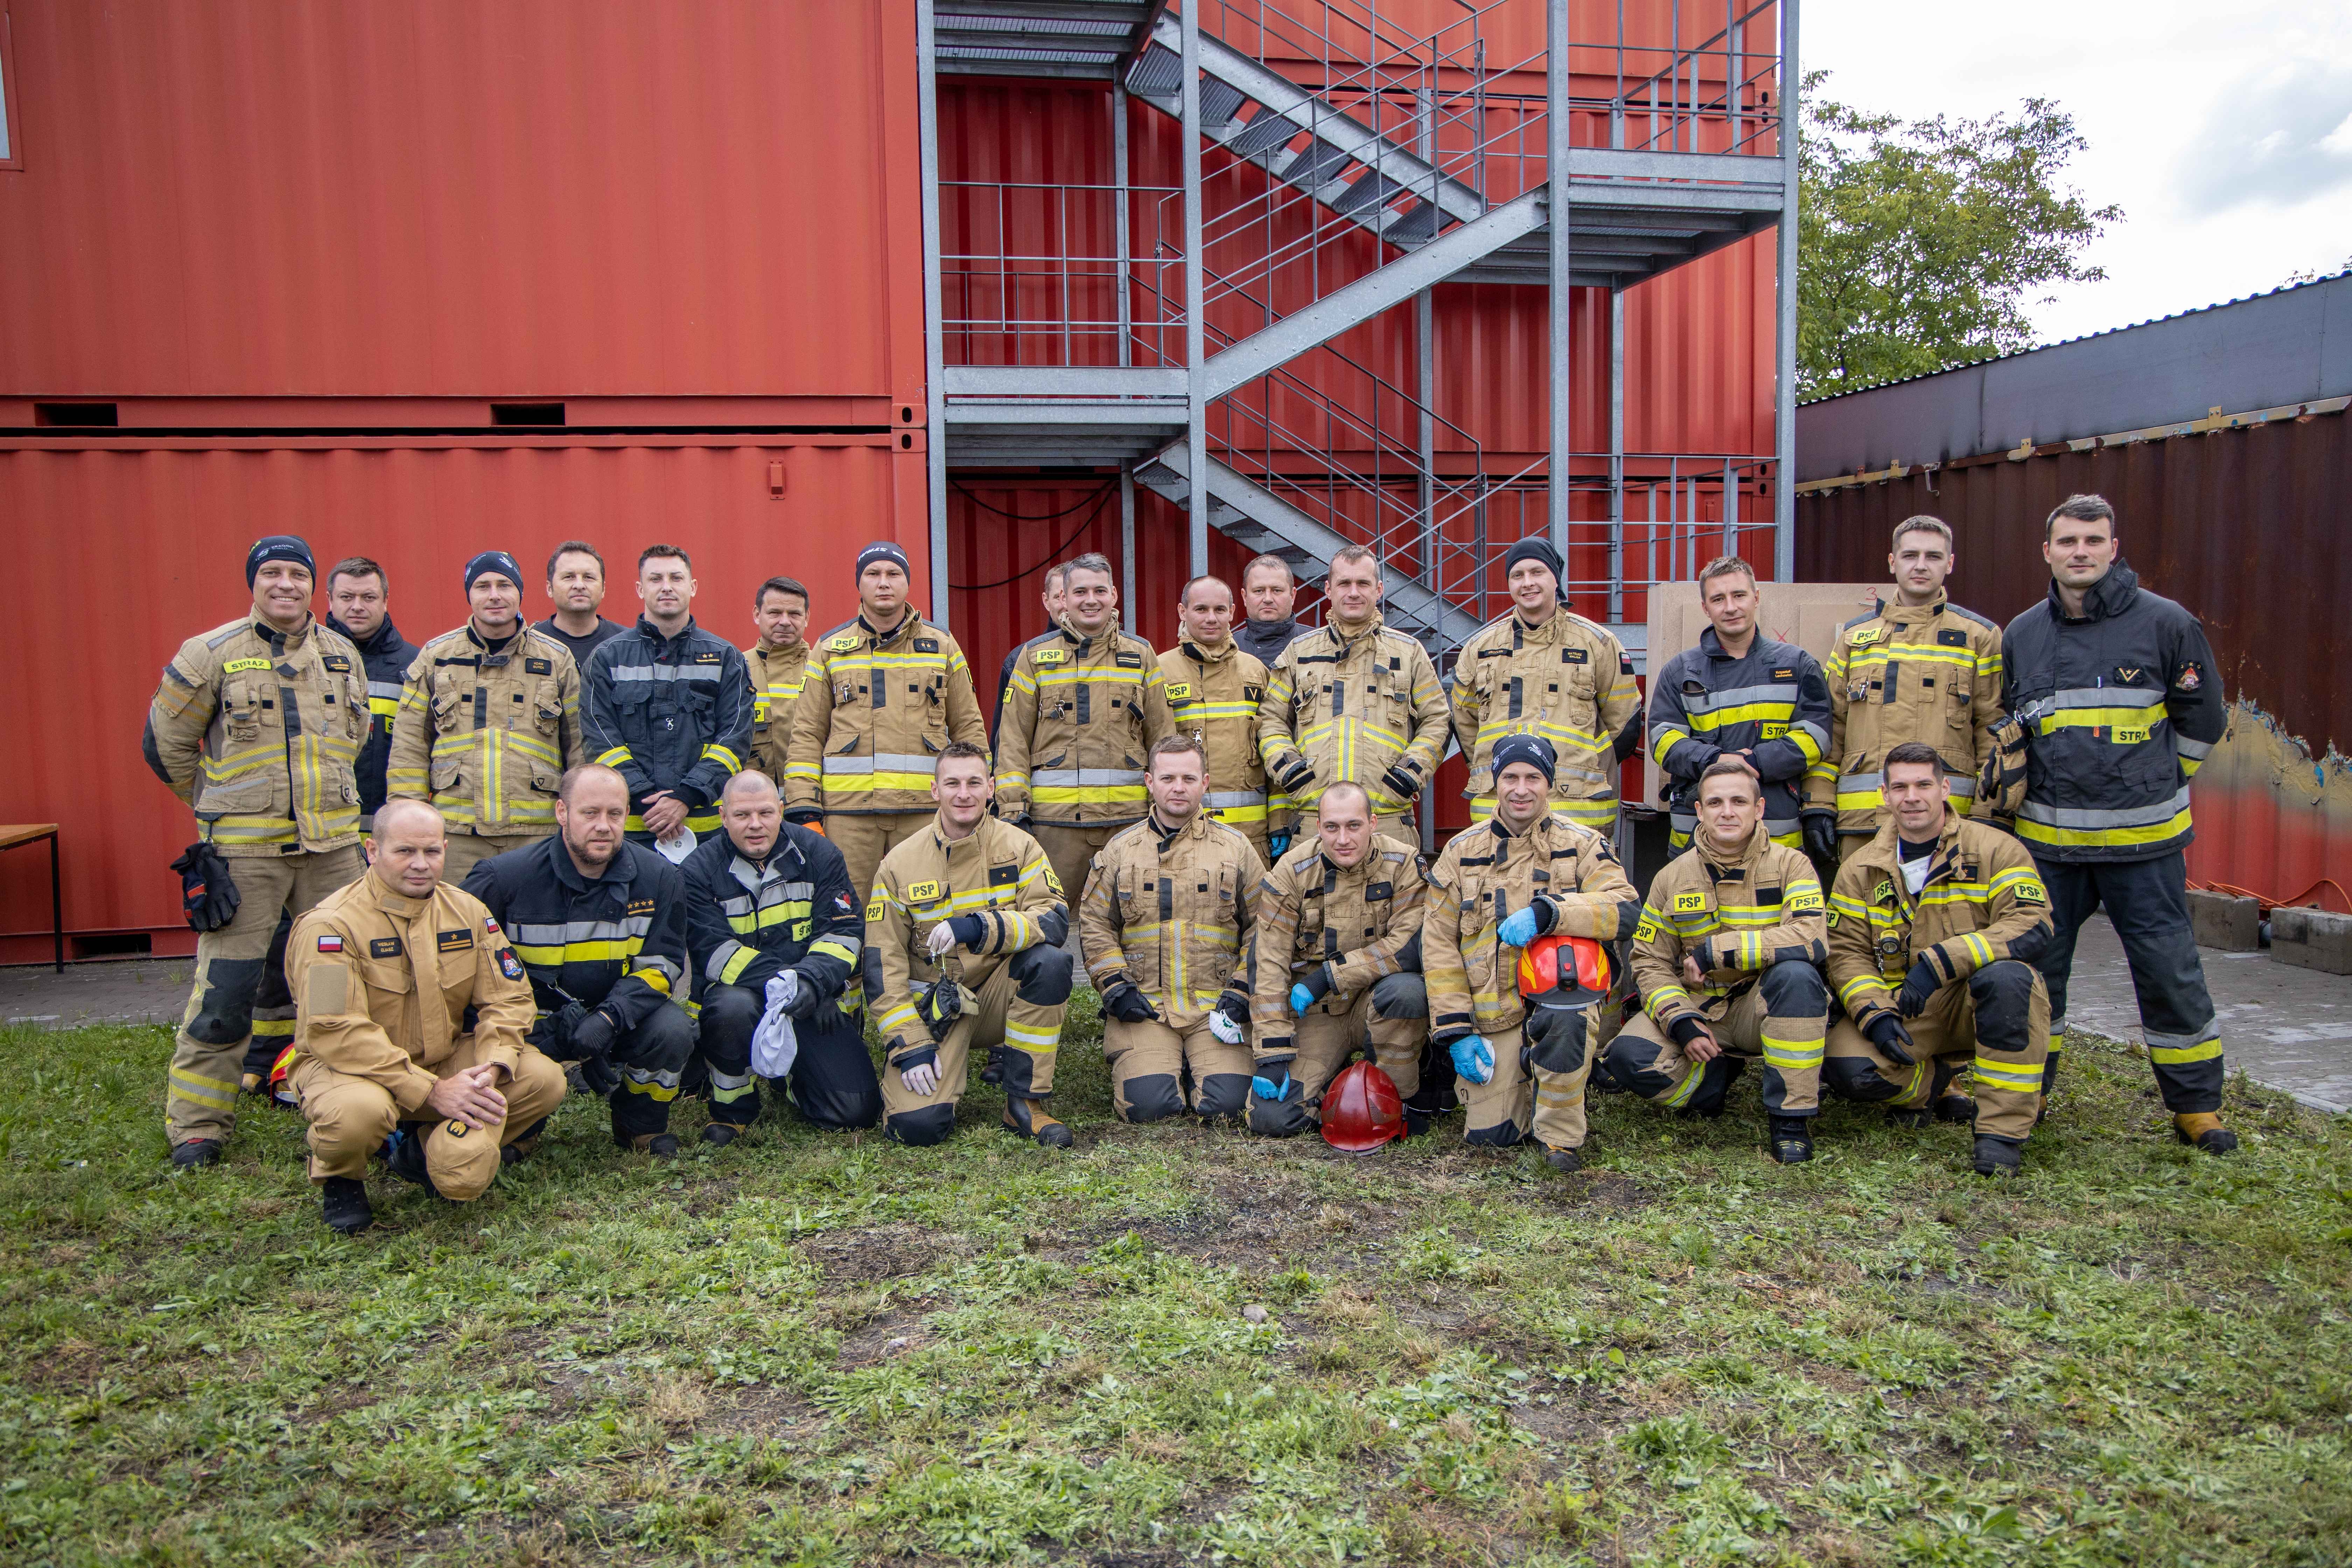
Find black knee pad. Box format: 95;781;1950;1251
1247;1091;1314;1138
1968;961;2038;1050
1194;1072;1250;1120
1369;971;1428;1021
1683;1055;1741;1118
884;1102;957;1147
1119;1073;1186;1124
861;945;885;1007
631;1005;700;1072
698;984;762;1042
1524;1003;1593;1075
1463;1119;1528;1148
187;956;267;1044
1010;944;1074;1006
1759;959;1827;1017
1601;1032;1672;1097
1823;1053;1900;1102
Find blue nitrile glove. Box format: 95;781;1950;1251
1449;1035;1496;1085
1267;831;1292;859
1289;983;1316;1016
1252;1070;1291;1101
1498;906;1542;948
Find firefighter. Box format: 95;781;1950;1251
785;540;989;902
1802;516;2019;863
1078;734;1266;1124
1233;553;1307;668
144;534;370;1168
746;575;812;785
993;562;1071;750
286;800;566;1234
1246;781;1430;1138
1648;556;1831;852
386;551;584;883
535;540;628;670
995;551;1176;904
1256;546;1449;836
1822;743;2054;1176
1424;734;1643;1167
579;544;752;848
1160;574;1283;860
2002;494;2233;1151
1601;756;1829;1164
868;742;1075;1147
681;771;878;1140
461;765;698;1157
1448;537;1643;834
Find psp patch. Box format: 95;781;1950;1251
1166;681;1194;701
1671;890;1708;913
498;949;524;981
905;880;943;904
827;633;861;652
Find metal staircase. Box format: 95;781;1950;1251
920;0;1798;659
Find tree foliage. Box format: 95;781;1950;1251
1798;72;2120;399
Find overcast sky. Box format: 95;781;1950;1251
1802;0;2352;346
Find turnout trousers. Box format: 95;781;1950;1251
1103;1017;1252;1124
695;983;882;1131
1248;974;1428;1137
293;1035;568;1200
1602;961;1828;1119
826;811;934;907
1823;959;2049;1142
881;946;1072;1145
2029;850;2223;1113
167;844;365;1146
1030;822;1123;914
439;830;546;887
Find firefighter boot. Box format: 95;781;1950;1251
1542;1143;1582;1174
1973;1134;2023;1177
629;1133;681;1159
321;1176;374;1236
383;1126;442;1197
1930;1059;1976;1125
171;1138;224;1170
2173;1112;2238;1155
502;1117;548;1166
1768;1115;1814;1165
702;1123;740;1148
1004;1098;1073;1148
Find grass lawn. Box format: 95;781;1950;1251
3;1006;2350;1567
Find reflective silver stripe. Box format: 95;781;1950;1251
1763;815;1800;836
2052;686;2164;710
1682;681;1798;714
821;752;939;775
624;1065;683;1089
1034;767;1147;787
1791;720;1829;749
633;954;682;986
2176;735;2214;760
708;1068;753;1091
1840;769;1974;797
510;916;656;944
718;882;815;915
1945;777;1977;799
2016;787;2190;830
706;939;747;981
367;680;405;700
603;664;699;685
1202;790;1267;810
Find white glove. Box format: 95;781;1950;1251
764;969;801;1014
1207;1009;1245;1045
900;1060;940;1096
925;922;959;958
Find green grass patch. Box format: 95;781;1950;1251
2;1013;2348;1566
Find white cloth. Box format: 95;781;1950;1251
654;826;698;865
1900;853;1931;897
1207;1009;1245;1045
751;969;801;1079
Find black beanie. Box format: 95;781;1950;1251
463;550;525;594
856;540;911;580
1503;536;1565;584
1491;732;1558;786
245;534;314;587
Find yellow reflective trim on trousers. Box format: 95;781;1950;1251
1760;1034;1825;1070
249;1018;295;1038
1658;1059;1706;1107
2015;808;2192;849
2147;1038;2222;1065
169;1069;239;1109
622;1078;679;1101
1971;1056;2045;1092
1003;1020;1060;1048
2046;1033;2065;1055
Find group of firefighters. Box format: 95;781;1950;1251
141;497;2235;1234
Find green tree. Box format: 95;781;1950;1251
1798;72;2120;398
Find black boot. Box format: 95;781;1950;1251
702;1122;740;1148
320;1176;374;1235
383;1126;441;1196
1003;1098;1073;1148
1934;1094;1977;1125
170;1138;224;1170
501;1116;548;1166
1541;1143;1582;1173
2173;1113;2238;1155
1768;1115;1814;1165
1973;1134;2023;1177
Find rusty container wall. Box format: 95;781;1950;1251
1795;409;2352;908
0;438;925;958
0;0;925;405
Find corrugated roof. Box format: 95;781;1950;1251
1798;266;2352;407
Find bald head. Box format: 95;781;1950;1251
721;770;783;860
559;763;630;805
369;800;447;895
722;770;780;804
372;798;445;841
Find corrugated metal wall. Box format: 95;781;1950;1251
1795;410;2352;906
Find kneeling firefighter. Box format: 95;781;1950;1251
1603;755;1831;1163
1422;734;1642;1168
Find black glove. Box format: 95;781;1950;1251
1801;810;1838;863
1381;764;1420;803
782;808;823;827
782;971;822;1021
945;914;987;951
1101;981;1160;1024
1897;956;1942;1018
914;980;968;1041
1296;962;1335;1006
539;999;590;1058
571;1007;620;1060
1863;1011;1916;1066
1684;936;1715;974
170;842;242;933
1214;989;1251;1029
1274;756;1316;794
577;1054;622;1096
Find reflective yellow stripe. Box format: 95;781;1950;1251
2147;1038;2222;1065
1760;1033;1824;1070
2015;807;2193;849
1970;1056;2045;1093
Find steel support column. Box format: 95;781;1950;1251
1773;0;1800;582
1546;0;1573;556
1114;79;1133;370
1120;465;1138;635
1608;286;1624;624
917;0;950;625
1181;4;1209;576
1416;88;1437;590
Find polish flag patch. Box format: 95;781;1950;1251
316;934;344;953
483;916;502;934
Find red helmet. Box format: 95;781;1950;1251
1320;1059;1406;1153
1517;932;1613;1003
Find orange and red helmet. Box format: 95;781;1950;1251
1320;1059;1406;1153
1517;932;1613;1003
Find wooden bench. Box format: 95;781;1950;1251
0;825;62;972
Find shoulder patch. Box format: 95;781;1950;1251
315;932;344;953
1166;681;1194;701
223;657;273;674
1848;625;1884;647
498;949;524;981
2013;878;2047;904
1786;888;1824;912
865;897;884;921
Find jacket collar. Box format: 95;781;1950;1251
1879;592;1946;626
547;833;638;896
464;621;522;657
1180;637;1236;665
1858;806;1966;885
634;614;700;652
857;609;918;646
1698;625;1762;663
1695;818;1773;870
1326;609;1385;651
728;831;802;890
328;614;404;656
250;614;314;652
365;866;434;918
2047;560;2140;622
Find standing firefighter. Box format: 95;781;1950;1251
1602;757;1830;1164
869;742;1076;1147
1079;735;1266;1125
286;800;567;1234
387;550;584;883
462;766;698;1157
1246;783;1431;1138
1160;574;1282;861
785;540;989;902
681;771;878;1139
1649;556;1832;852
744;575;813;787
1822;743;2054;1176
995;551;1176;904
1256;546;1450;836
1802;516;2019;862
1449;538;1643;833
1423;735;1643;1167
2002;494;2233;1151
144;535;369;1168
